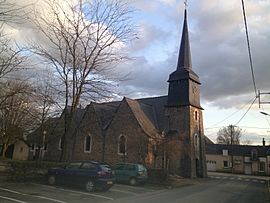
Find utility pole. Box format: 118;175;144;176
230;125;234;174
258;90;270;108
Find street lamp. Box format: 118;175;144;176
260;111;270;116
41;130;47;160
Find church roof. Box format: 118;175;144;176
125;98;158;137
81;96;168;136
92;101;121;129
137;96;168;131
177;9;192;70
168;8;200;84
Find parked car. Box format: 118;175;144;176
113;163;148;185
47;161;114;192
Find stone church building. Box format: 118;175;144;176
28;9;207;178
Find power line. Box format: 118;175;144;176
205;126;270;130
241;0;258;98
208;97;256;128
234;97;257;125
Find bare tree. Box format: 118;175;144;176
0;80;36;158
0;0;30;27
241;139;252;145
29;0;137;161
0;0;29;80
216;125;242;145
0;36;28;80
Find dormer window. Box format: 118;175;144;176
222;149;228;156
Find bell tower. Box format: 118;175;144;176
166;7;207;178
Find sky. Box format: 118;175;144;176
5;0;270;145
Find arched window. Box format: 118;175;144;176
118;135;127;155
84;134;92;153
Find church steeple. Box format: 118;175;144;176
177;9;192;70
165;3;206;179
167;7;201;108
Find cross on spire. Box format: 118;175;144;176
184;0;188;9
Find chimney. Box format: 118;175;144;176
263;138;265;147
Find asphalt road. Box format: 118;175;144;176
0;175;268;203
113;177;268;203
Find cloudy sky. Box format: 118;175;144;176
6;0;270;144
120;0;270;145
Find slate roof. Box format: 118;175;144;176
27;117;61;144
81;96;168;135
125;98;158;137
138;96;168;131
92;101;121;129
61;106;86;124
206;144;270;157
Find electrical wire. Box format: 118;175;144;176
234;96;257;125
241;0;258;98
205;126;270;130
208;97;256;128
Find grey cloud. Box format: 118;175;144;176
5;0;270;110
129;22;170;52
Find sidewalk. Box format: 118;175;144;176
208;171;270;181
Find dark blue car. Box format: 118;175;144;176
48;161;114;192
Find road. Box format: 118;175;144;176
0;174;268;203
113;175;268;203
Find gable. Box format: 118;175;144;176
92;101;121;129
79;104;102;132
137;96;168;131
125;98;157;137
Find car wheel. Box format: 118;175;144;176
129;177;137;186
48;175;56;185
85;180;95;192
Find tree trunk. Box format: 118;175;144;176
1;143;8;159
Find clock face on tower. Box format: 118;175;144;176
192;85;198;94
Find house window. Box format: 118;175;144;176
58;138;62;150
259;162;265;172
118;135;127;155
223;161;229;168
84;135;92;153
222;149;228;156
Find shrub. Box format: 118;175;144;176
4;160;66;182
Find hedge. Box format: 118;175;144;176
1;160;66;182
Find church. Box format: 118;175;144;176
28;8;207;178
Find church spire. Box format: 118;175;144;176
176;8;192;70
167;4;201;108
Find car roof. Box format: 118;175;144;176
70;160;100;165
115;163;143;166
